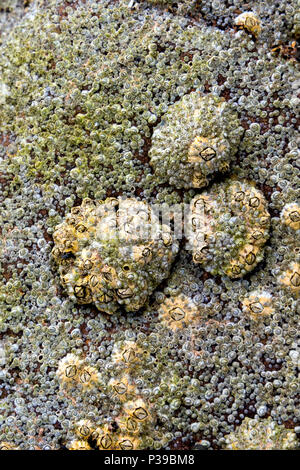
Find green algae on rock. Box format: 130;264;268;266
187;179;270;278
149;92;243;189
52;197;179;313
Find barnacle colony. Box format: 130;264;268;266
69;397;154;450
224;417;298;450
52;197;179;313
149;92;243;189
187;179;270;278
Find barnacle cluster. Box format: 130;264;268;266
68;396;154;451
69;396;154;450
149;93;242;189
65;340;167;450
57;353;99;388
0;0;299;452
224;417;298;450
187;179;271;278
52;197;179;313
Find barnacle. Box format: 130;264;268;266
0;442;18;450
56;354;99;388
242;290;274;320
149;92;242;189
76;420;95;440
111;340;145;371
224;417;298;450
116;435;141;451
280;203;300;231
122;398;152;424
235;11;262;37
52;198;179;314
187;179;270;278
96;424;119;450
68;440;92;451
158;293;199;330
108;375;136;402
279;262;300;297
56;354;82;385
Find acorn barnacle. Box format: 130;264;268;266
149;92;242;189
111;340;145;371
108;375;136;402
122;399;151;424
56;353;83;385
279;262;300;297
186;179;270;278
158;293;199;331
68;440;92;451
116;435;141;451
96;424;118;450
280;203;300;231
52;198;179;314
56;354;99;388
234;11;262;38
242;290;274;320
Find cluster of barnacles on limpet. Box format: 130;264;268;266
52;197;179;314
187;178;271;279
149;92;243;190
